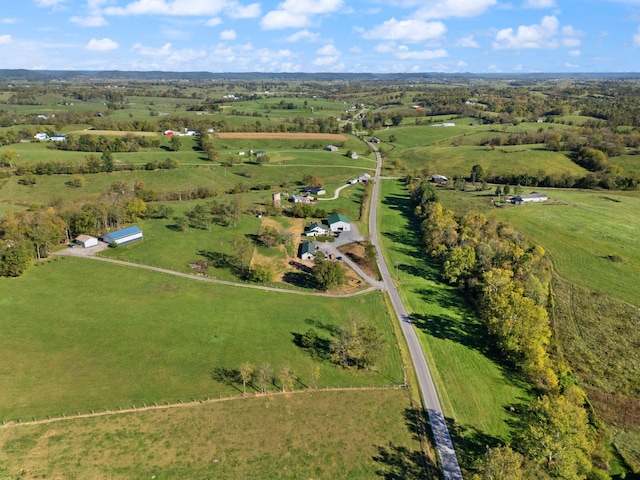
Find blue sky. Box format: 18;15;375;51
0;0;639;73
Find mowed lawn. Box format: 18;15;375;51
0;257;402;421
378;180;530;464
0;390;422;479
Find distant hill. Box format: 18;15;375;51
0;69;638;82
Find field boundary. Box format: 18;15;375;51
0;386;404;429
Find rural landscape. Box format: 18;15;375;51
1;70;640;479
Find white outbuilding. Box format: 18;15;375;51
74;234;98;248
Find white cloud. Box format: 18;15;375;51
394;47;448;60
104;0;259;17
132;42;207;64
565;62;578;68
284;30;320;42
261;0;342;30
85;38;118;51
316;44;340;56
492;15;580;49
262;10;309;29
34;0;66;7
70;15;108;27
523;0;556;7
455;35;479;48
0;34;12;44
313;55;339;66
205;17;222;26
228;2;261;18
364;18;447;43
415;0;497;19
457;60;468;67
220;29;237;40
1;18;20;24
633;25;640;47
568;49;581;56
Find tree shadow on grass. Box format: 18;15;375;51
373;443;438;480
446;417;503;472
211;367;242;393
374;407;441;479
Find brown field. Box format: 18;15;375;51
69;129;159;137
216;132;349;141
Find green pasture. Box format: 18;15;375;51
0;166;240;208
99;215;261;282
213;136;365;154
378;180;530;467
389;144;588;179
437;188;640;306
0;389;423;479
611;153;640;176
497;189;640;307
0;256;402;421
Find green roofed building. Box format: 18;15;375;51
327;213;350;232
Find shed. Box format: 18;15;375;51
327;213;351;232
325;145;338;152
34;132;49;141
358;173;371;183
369;137;380;143
431;174;448;184
512;192;548;204
299;241;315;260
100;226;143;245
50;134;67;142
302;186;326;195
74;234;98;248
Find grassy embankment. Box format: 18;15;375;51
377;179;531;470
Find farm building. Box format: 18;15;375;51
327;213;351;232
358;173;372;183
291;194;316;204
348;151;359;159
369;137;380;143
511;192;548;204
255;150;268;157
302;186;326;195
299;241;315;260
33;132;49;141
431;174;449;184
74;234;98;248
325;145;338;152
305;222;330;237
100;226;143;245
50;134;67;142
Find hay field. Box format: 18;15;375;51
69;129;159;137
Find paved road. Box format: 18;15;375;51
367;142;463;479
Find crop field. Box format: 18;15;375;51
0;389;423;479
377;180;530;468
0;256;402;422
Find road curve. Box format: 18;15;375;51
366;142;463;479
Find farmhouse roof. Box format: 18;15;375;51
300;241;314;256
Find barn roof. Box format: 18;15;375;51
103;226;142;240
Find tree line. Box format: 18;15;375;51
409;179;609;479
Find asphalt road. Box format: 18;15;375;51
367;142;463;480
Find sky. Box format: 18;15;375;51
0;0;639;73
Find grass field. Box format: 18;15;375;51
216;133;348;141
0;257;402;422
386;143;588;179
437;187;640;307
0;389;425;479
377;180;530;469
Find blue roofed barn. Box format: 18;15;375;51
100;226;143;245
